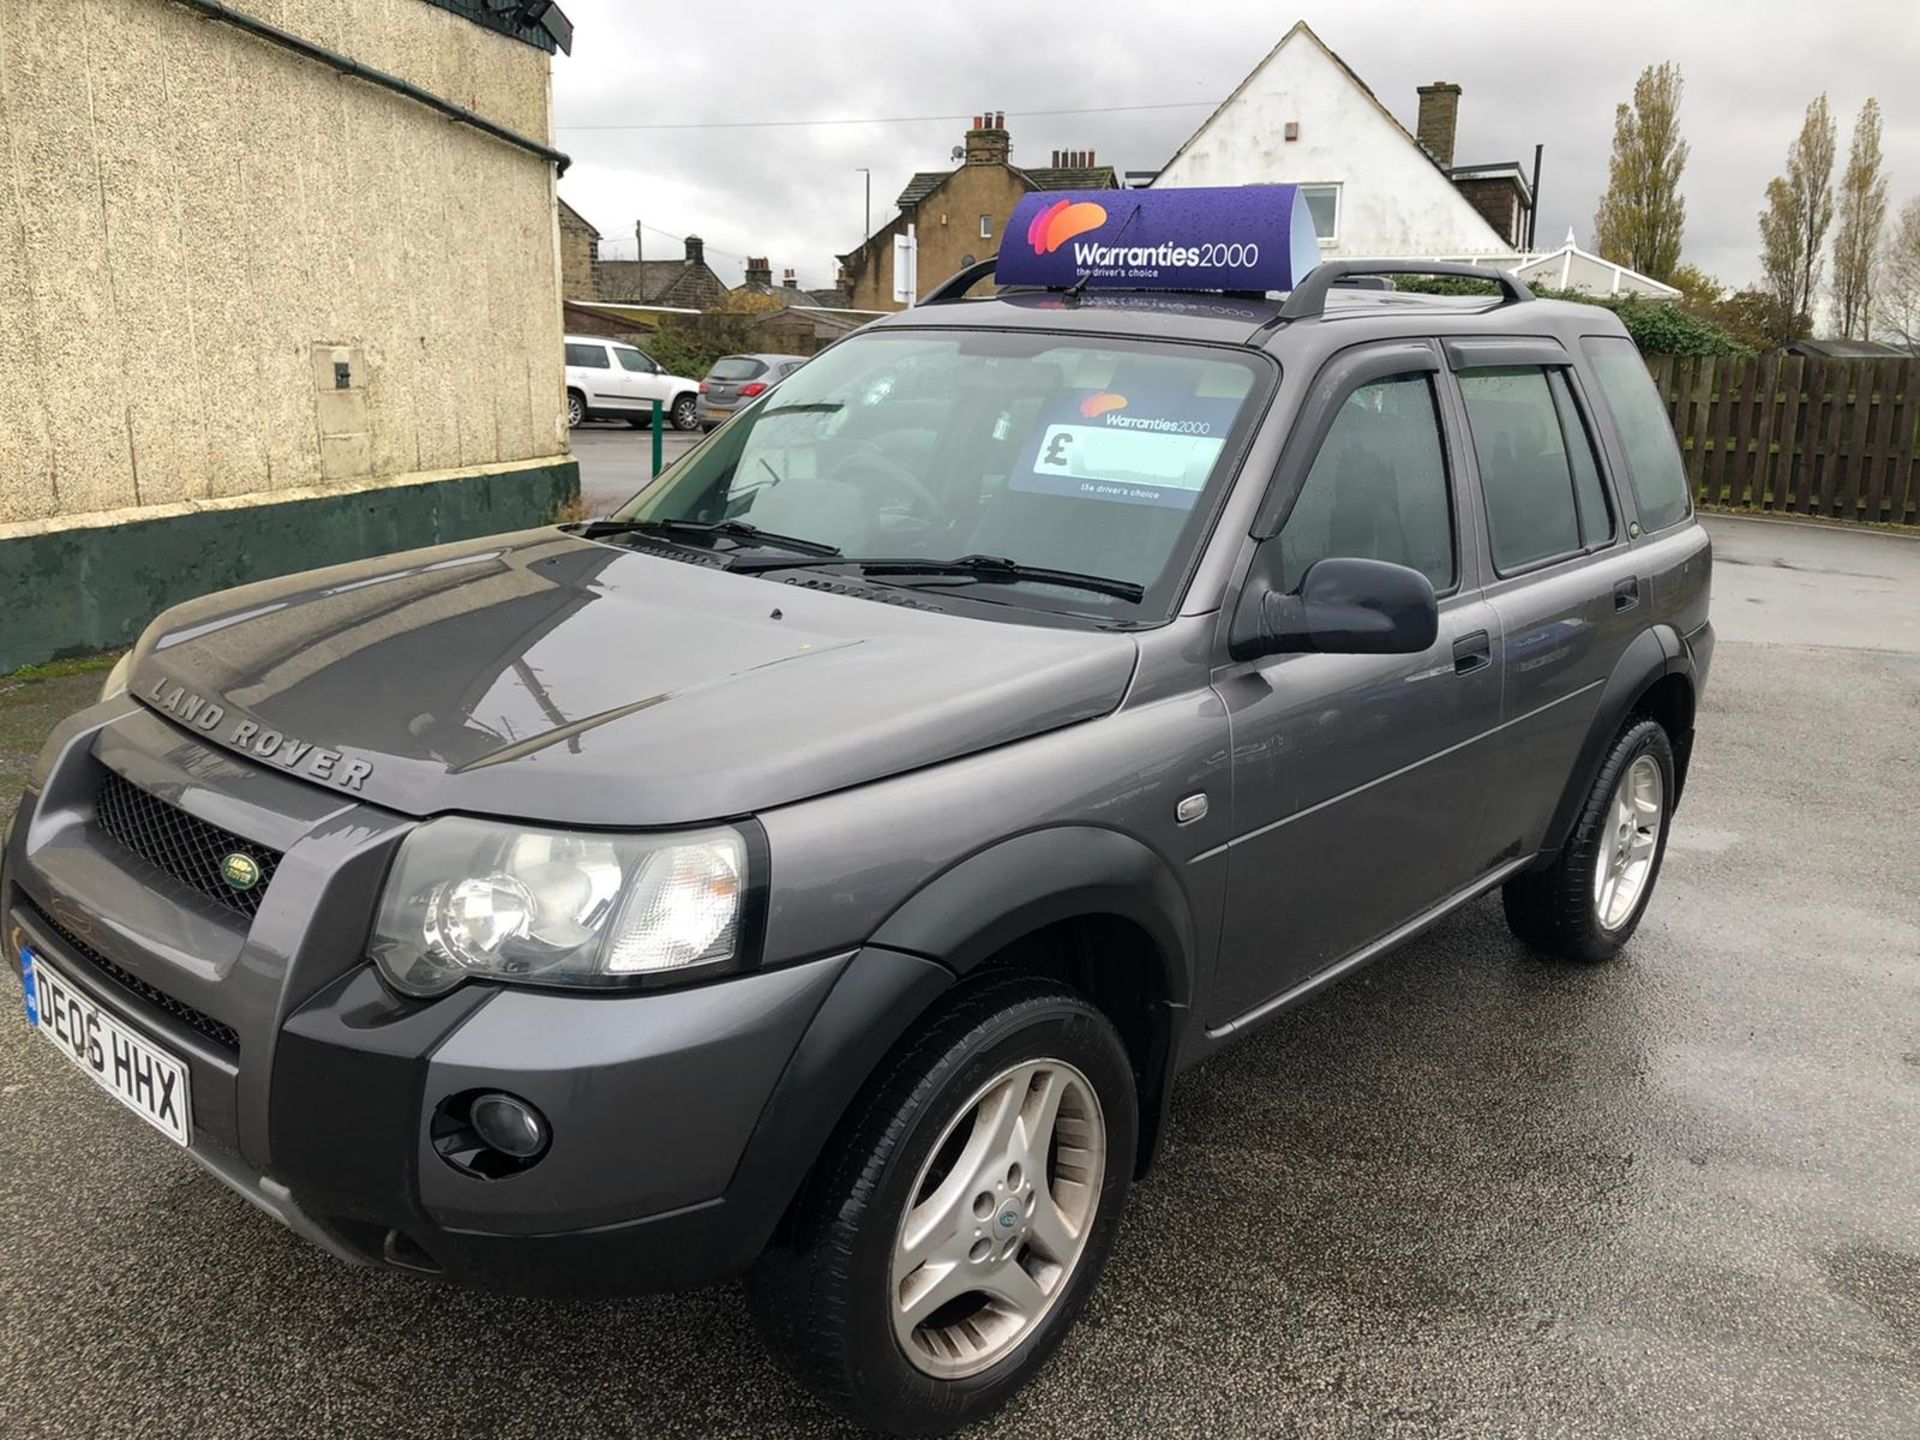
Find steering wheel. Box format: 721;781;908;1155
830;445;945;525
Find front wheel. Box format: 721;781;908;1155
670;393;700;431
747;978;1137;1436
1503;717;1676;962
565;390;586;427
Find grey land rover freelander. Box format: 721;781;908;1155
8;195;1710;1435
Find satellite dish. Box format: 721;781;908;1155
951;145;965;162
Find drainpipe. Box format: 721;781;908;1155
170;0;572;174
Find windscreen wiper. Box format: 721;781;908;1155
576;517;841;557
730;551;1145;603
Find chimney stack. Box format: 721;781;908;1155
684;234;705;266
744;256;772;287
1416;83;1461;167
782;267;797;289
965;110;1011;166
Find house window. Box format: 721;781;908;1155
1300;184;1340;243
979;214;993;239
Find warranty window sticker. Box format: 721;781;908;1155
1012;378;1247;511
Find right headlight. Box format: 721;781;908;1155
369;817;749;998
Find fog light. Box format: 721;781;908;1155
431;1089;551;1179
469;1091;548;1160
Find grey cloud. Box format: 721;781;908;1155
553;0;1920;293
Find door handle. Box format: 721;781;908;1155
1614;577;1641;612
1452;630;1491;675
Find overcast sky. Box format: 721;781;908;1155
551;0;1919;294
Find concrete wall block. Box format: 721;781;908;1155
0;0;564;530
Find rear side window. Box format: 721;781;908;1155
708;356;765;382
565;342;610;369
1583;336;1691;531
1277;374;1455;592
1459;367;1582;573
1548;371;1614;546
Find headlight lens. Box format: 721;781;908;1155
370;817;747;997
99;651;134;702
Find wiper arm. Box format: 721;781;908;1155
730;551;1145;603
577;517;840;557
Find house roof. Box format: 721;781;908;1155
597;258;726;308
735;282;824;308
557;197;599;238
1786;337;1908;359
1154;21;1516;253
421;0;572;53
895;163;1116;212
1014;165;1118;193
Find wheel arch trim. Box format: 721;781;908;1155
1537;624;1696;859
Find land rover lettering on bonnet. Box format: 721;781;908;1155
6;186;1710;1437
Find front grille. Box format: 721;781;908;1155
94;769;281;920
24;901;241;1054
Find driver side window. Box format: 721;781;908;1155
1277;373;1455;593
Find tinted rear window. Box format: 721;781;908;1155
708;357;765;382
1583;336;1691;531
565;342;609;369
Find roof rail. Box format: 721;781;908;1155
1277;260;1533;321
922;256;1000;305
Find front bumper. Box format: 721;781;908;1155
6;700;955;1297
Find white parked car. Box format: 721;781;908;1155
564;334;702;431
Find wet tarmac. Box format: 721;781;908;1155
1;514;1915;1437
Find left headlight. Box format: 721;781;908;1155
99;651;134;702
369;817;748;997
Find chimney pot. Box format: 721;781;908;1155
1415;82;1462;167
973;114;983;129
1089;149;1096;166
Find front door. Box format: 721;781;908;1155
613;346;670;414
1209;350;1506;1028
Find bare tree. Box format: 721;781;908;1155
1757;95;1837;343
1593;62;1689;283
1832;99;1888;340
1878;197;1920;350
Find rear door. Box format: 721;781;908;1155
1210;342;1506;1026
565;340;624;414
1443;339;1644;857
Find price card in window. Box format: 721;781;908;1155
1013;386;1243;511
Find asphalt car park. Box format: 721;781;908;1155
572;421;703;516
0;512;1915;1438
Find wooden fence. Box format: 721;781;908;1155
1644;354;1920;526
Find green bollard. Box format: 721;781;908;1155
651;399;664;476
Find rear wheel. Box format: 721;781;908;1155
747;978;1136;1436
670;393;700;431
1503;717;1675;962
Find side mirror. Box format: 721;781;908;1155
1229;556;1440;661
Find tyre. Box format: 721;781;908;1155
670;393;700;431
566;389;586;427
747;977;1137;1436
1503;717;1676;963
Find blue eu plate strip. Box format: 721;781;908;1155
20;946;39;1026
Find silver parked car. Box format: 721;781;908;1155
698;352;807;428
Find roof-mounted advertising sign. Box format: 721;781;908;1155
996;185;1320;293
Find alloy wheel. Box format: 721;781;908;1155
888;1057;1106;1380
1595;752;1664;930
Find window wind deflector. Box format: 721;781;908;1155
731;552;1146;603
574;517;842;557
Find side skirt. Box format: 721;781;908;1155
1204;855;1534;1041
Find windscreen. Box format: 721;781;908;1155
612;330;1266;614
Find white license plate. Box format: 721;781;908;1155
22;949;192;1147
